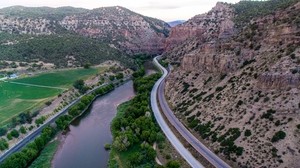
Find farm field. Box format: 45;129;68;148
0;67;103;127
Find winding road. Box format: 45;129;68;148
151;56;231;168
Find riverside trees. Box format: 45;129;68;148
110;71;162;166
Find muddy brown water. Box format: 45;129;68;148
52;81;135;168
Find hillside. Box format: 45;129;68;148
0;34;133;68
163;1;300;167
0;6;170;55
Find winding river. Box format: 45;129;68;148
52;81;135;168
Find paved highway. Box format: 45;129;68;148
151;56;204;168
152;56;231;168
0;78;131;163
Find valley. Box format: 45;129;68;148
0;0;299;168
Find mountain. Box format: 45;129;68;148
0;6;170;56
163;1;300;167
167;20;185;27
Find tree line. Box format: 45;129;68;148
0;84;115;168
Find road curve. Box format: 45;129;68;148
152;56;231;168
151;56;204;168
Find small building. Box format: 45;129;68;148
9;74;18;79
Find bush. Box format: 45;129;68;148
20;126;27;134
0;127;7;136
271;131;286;142
10;129;19;138
0;139;8;151
104;143;111;150
244;129;252;137
166;160;181;168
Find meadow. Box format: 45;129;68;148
0;67;102;126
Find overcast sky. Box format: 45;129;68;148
0;0;241;21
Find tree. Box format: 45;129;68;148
10;129;19;138
83;63;91;69
166;160;181;168
0;127;7;136
0;139;9;151
19;126;27;134
73;79;88;94
244;129;251;137
271;131;286;142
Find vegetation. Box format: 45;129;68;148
29;141;59;168
218;128;243;156
109;70;162;167
0;67;102;127
0;139;9;151
0;34;134;68
233;0;299;26
244;129;252;137
0;126;56;168
73;79;88;94
0;6;88;20
271;131;286;142
0;83;116;168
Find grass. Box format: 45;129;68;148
29;140;59;168
0;67;104;127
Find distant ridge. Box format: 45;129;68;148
167;20;185;27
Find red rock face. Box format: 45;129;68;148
164;2;235;53
165;26;204;51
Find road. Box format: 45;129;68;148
151;57;204;168
0;77;131;163
152;56;231;168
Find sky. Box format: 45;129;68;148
0;0;241;22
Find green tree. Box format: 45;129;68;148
271;131;286;142
0;139;9;151
10;129;19;138
19;126;27;134
166;160;181;168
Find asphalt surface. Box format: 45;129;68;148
151;56;204;168
0;78;131;163
152;56;231;168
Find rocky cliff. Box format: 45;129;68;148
164;1;300;168
0;6;170;55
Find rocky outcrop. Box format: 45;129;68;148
164;2;235;53
0;6;170;55
58;6;170;55
0;15;53;35
164;2;300;168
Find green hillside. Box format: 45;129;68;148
0;34;134;68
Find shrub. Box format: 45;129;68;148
104;143;111;150
19;126;27;134
10;129;20;138
271;131;286;142
0;139;9;151
0;127;7;136
244;129;252;137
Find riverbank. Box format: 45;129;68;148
29;140;59;168
0;80;120;167
51;81;135;168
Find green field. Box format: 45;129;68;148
0;68;102;126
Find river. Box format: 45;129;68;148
52;81;135;168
